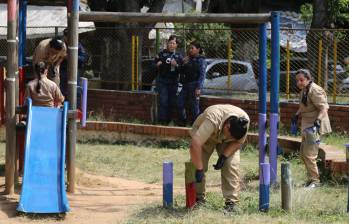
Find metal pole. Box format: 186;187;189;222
286;39;290;100
332;38;337;103
317;39;323;86
5;0;18;195
79;12;271;24
227;36;232;92
281;162;292;211
270;11;280;185
131;36;135;91
66;0;79;193
258;23;267;165
155;28;160;54
163;161;173;208
346;144;349;213
259;163;270;212
80;77;88;127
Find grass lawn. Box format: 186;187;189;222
1;131;348;223
74;142;349;224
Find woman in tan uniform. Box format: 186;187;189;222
189;104;249;212
294;69;331;188
25;61;65;107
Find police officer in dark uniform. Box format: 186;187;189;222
154;35;183;124
178;41;207;126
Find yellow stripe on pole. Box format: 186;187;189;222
286;39;290;100
136;36;139;90
227;35;232;92
332;38;337;103
317;39;323;86
131;35;135;91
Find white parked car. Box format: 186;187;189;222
202;59;258;95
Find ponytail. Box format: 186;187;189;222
34;61;47;93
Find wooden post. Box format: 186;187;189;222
185;161;197;209
66;0;79;193
5;0;18;195
281;162;292;211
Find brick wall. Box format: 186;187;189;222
87;89;349;132
87;89;157;122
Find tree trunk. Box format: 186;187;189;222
307;0;329;81
87;0;166;90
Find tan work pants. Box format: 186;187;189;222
300;130;320;183
196;140;240;203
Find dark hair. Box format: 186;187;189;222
190;40;203;54
49;37;64;51
296;69;313;106
227;116;249;140
34;61;48;93
295;69;312;80
63;28;68;37
168;35;179;44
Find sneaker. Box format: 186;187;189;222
304;180;320;188
223;201;239;213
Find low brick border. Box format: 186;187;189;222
81;121;347;176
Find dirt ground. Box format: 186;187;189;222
0;169;171;224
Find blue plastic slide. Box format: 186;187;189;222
17;99;70;213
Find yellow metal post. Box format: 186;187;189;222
332;38;337;103
227;36;232;92
286;39;290;100
136;36;139;90
317;39;323;86
131;35;135;91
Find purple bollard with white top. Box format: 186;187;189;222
163;161;173;207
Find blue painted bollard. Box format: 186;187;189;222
163;161;173;207
259;163;270;212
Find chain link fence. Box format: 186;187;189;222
0;26;348;104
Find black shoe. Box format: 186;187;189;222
224;201;239;213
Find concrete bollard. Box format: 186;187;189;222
281;162;292;211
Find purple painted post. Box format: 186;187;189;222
270;113;278;184
259;113;267;164
345;144;349;213
80;77;88;127
163;161;173;207
259;163;270;212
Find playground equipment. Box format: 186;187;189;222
346;144;349;213
163;161;173;208
5;0;81;194
79;10;280;210
259;163;270;212
17;99;70;213
5;0;281;213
